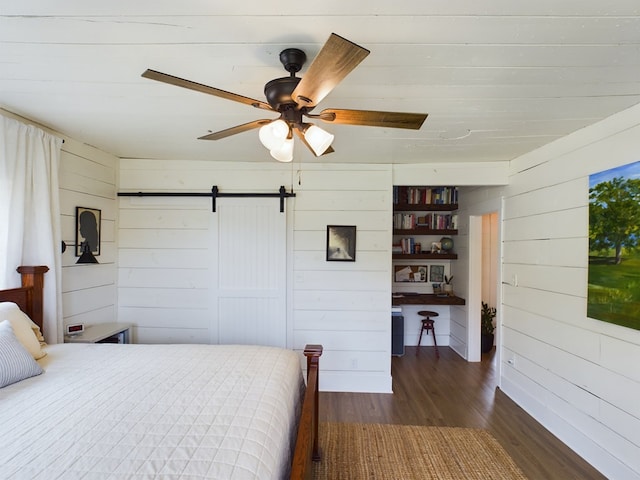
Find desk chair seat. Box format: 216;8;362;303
417;310;439;358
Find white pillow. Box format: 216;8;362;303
0;302;47;360
0;320;43;388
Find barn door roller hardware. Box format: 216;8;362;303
117;185;295;213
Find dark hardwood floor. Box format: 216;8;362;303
319;346;606;480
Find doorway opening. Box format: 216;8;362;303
467;205;502;366
481;212;499;359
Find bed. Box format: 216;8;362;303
0;266;322;479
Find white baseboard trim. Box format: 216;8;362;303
320;371;393;394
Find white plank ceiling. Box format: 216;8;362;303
1;1;639;164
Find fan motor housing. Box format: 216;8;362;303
264;76;301;111
264;48;308;110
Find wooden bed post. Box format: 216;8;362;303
290;344;323;480
16;265;49;331
304;344;323;461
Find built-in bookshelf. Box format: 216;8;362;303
392;186;458;260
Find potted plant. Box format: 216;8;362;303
443;275;454;295
481;301;496;353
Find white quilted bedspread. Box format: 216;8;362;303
0;343;304;480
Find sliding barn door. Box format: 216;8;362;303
211;198;287;347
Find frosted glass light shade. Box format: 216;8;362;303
258;119;289;150
304;125;334;156
270;137;294;162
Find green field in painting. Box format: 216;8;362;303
588;250;640;330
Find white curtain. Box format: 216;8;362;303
0;114;63;343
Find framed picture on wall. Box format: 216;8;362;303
75;207;101;256
429;265;445;283
588;160;640;330
326;225;356;261
394;265;428;282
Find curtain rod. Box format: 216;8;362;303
117;185;295;212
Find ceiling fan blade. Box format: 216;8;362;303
294;129;335;156
142;69;274;111
315;108;428;130
291;33;370;109
198;119;273;141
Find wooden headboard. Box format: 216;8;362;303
0;266;49;331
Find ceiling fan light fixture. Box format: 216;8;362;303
258;119;289;150
142;34;427;161
270;137;294;162
304;124;334;156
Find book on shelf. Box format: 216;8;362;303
393;213;417;230
402;237;414;254
398;237;423;254
393;212;455;230
416;216;429;226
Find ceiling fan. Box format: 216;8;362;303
142;33;428;162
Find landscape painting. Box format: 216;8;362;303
588;161;640;330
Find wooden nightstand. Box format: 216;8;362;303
64;323;131;344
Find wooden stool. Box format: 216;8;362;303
417;310;439;358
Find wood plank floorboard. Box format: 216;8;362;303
319;346;606;480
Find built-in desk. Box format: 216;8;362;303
392;293;466;306
391;294;465;352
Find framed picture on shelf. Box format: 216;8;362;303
326;225;356;261
75;207;101;256
394;265;428;283
429;265;445;283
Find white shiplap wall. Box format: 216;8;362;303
1;109;119;335
290;163;393;393
118;160;394;392
59;140;118;329
471;103;640;479
117;160;512;393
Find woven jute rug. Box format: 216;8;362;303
312;422;528;480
